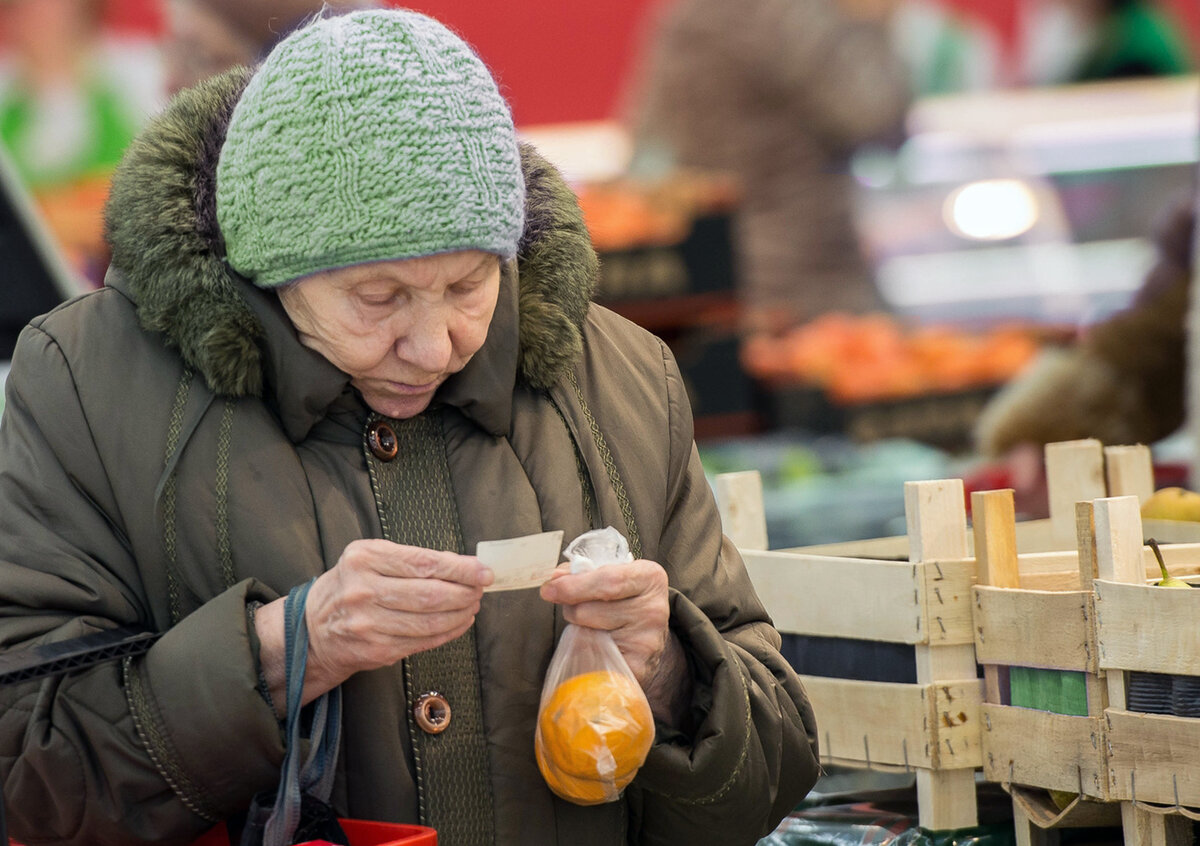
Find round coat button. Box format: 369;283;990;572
414;691;451;734
367;421;398;461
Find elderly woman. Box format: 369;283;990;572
0;9;818;846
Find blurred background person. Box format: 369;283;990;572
1020;0;1194;86
623;0;913;336
162;0;378;96
0;0;160;283
887;0;1002;96
0;0;378;287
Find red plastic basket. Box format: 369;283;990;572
190;819;436;846
12;819;435;846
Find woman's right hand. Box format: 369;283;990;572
255;539;493;716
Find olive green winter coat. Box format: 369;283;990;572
0;68;819;845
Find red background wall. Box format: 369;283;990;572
102;0;1200;127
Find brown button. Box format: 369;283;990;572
367;421;398;461
414;691;451;734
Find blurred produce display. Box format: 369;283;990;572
740;312;1043;404
699;433;963;548
573;174;740;302
738;312;1052;449
575;172;738;252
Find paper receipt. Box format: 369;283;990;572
475;530;564;592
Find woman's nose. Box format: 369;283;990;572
396;308;453;373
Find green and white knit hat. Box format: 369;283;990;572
216;9;525;288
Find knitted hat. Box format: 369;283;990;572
216;9;525;287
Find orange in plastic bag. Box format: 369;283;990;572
536;662;654;804
535;528;655;805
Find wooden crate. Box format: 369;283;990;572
1089;495;1200;846
971;491;1121;846
714;439;1200;834
796;440;1197;559
970;490;1200;846
723;474;984;831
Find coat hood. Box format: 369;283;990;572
103;66;597;399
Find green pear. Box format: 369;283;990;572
1148;538;1190;588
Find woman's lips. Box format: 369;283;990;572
385;379;439;395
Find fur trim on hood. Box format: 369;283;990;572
103;66;597;398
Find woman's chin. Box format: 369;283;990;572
362;390;434;420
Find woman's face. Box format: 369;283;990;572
278;250;502;419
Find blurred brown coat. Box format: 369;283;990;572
975;196;1194;455
626;0;912;330
163;0;379;94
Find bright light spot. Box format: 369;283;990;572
943;179;1039;241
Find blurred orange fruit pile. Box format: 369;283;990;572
535;669;655;805
575;173;738;251
741;312;1042;404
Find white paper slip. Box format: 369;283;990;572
476;530;564;592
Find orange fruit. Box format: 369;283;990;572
535;669;655;805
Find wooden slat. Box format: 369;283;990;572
1094;496;1146;584
1095;580;1200;676
1019;571;1085;592
1009;784;1122;832
980;704;1109;799
928;677;986;769
1012;518;1063;554
1008;544;1200;583
974;489;1021;588
783;515;1200;561
906;479;969;563
1105;709;1200;806
930;542;1200;583
906;481;977;698
1045;440;1106;549
1144;541;1200;571
1016;550;1082;574
786;534;909;559
1104;444;1154;504
800;675;934;769
1120;807;1193;846
918;770;981;831
740;551;973;646
800;675;983;771
1094;495;1145;713
1076;501;1098;589
741;550;923;643
974;489;1021;705
1075;501;1109;717
713;470;768;551
918;558;977;646
1142;518;1200;545
973;587;1093;672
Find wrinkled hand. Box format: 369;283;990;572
257;539;493;714
539;559;671;688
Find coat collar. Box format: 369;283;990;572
103;66;596;440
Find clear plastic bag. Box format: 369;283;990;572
534;528;655;805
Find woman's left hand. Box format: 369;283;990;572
540;559;690;724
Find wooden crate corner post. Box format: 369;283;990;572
1102;444;1154;505
905;479;981;832
713;470;769;552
